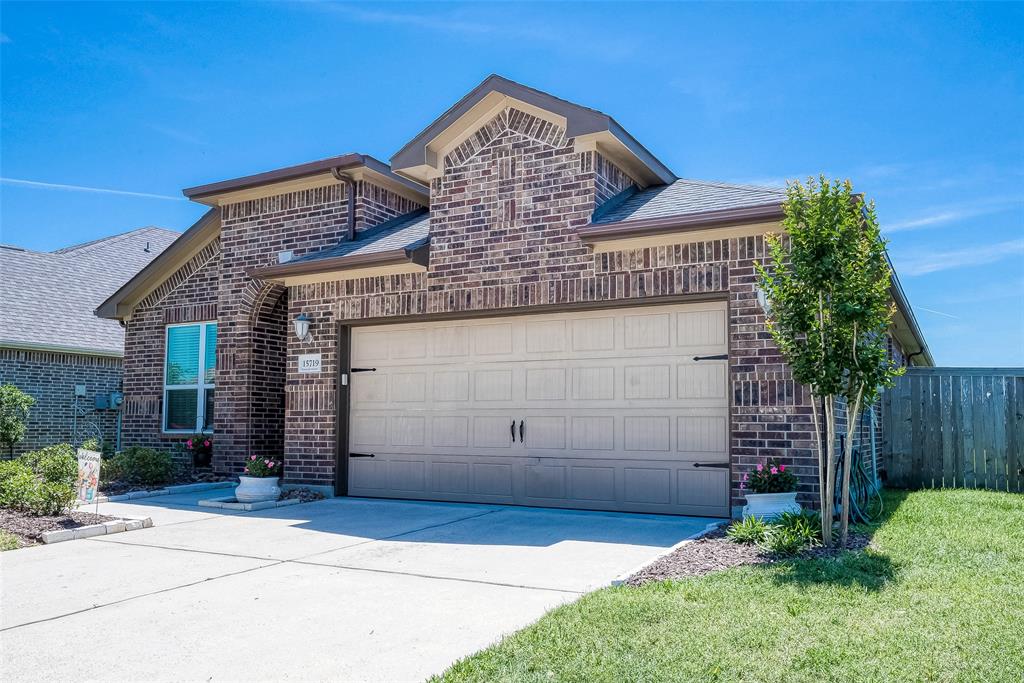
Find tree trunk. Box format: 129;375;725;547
839;388;863;546
822;395;836;547
810;392;829;542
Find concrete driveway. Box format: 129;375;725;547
0;491;717;682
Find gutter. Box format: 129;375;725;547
0;341;124;359
248;243;428;281
578;202;784;242
887;253;935;366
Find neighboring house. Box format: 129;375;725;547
97;76;932;516
1;227;179;455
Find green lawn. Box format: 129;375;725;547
0;529;19;551
435;489;1024;683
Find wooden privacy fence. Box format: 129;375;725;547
883;368;1024;493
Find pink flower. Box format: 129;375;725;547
250;455;257;461
186;440;193;448
770;466;778;475
739;482;745;491
742;473;749;482
779;464;786;472
756;464;764;472
203;440;210;447
243;467;249;473
265;460;271;467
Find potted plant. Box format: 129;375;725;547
185;435;213;468
740;458;800;520
235;455;282;503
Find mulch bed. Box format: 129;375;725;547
625;527;872;586
280;488;326;503
99;470;233;496
0;508;116;548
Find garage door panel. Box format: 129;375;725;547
676;308;727;348
349;301;730;516
571;366;615;400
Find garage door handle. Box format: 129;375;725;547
511;420;516;443
692;354;728;361
693;462;729;468
350;452;375;458
519;420;524;443
351;367;377;373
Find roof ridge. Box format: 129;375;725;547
676;178;787;194
53;226;179;254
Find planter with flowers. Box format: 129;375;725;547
235;456;282;503
184;436;213;468
740;458;800;520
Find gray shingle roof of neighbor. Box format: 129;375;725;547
0;227;180;355
288;209;430;265
593;179;787;224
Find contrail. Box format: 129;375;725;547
1;177;185;201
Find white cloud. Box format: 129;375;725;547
149;124;207;146
0;177;185;201
916;306;959;320
885;196;1021;232
897;238;1024;276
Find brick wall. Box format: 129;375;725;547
120;240;221;454
278;109;820;505
0;348;122;457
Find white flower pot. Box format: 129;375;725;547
235;475;281;503
742;491;800;520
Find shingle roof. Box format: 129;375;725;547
1;227;180;355
593;179;786;224
289;210;430;265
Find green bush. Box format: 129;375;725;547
758;525;807;556
777;510;823;546
0;459;76;515
726;516;771;544
18;444;77;485
103;446;174;487
81;437;115;459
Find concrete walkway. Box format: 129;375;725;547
1;492;717;682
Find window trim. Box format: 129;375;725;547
162;321;216;434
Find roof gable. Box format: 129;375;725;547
391;74;676;188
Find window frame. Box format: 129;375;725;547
162;321;216;434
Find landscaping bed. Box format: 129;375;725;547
625;527;871;585
0;507;115;548
99;469;232;497
435;488;1024;683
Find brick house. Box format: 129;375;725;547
1;227;179;455
97;76;931;516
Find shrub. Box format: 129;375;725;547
242;455;281;478
103;446;174;487
81;437;115;459
0;459;76;515
759;525;808;556
0;384;35;456
18;444;77;485
777;510;823;547
726;516;771;544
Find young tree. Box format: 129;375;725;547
756;177;903;546
0;383;36;459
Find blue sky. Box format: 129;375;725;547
1;2;1022;365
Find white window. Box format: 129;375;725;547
163;322;217;433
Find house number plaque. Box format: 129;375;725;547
298;354;322;373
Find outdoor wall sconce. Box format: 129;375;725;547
293;313;312;344
755;286;772;316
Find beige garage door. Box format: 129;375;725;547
347;301;730;516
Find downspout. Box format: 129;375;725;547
331;168;357;241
